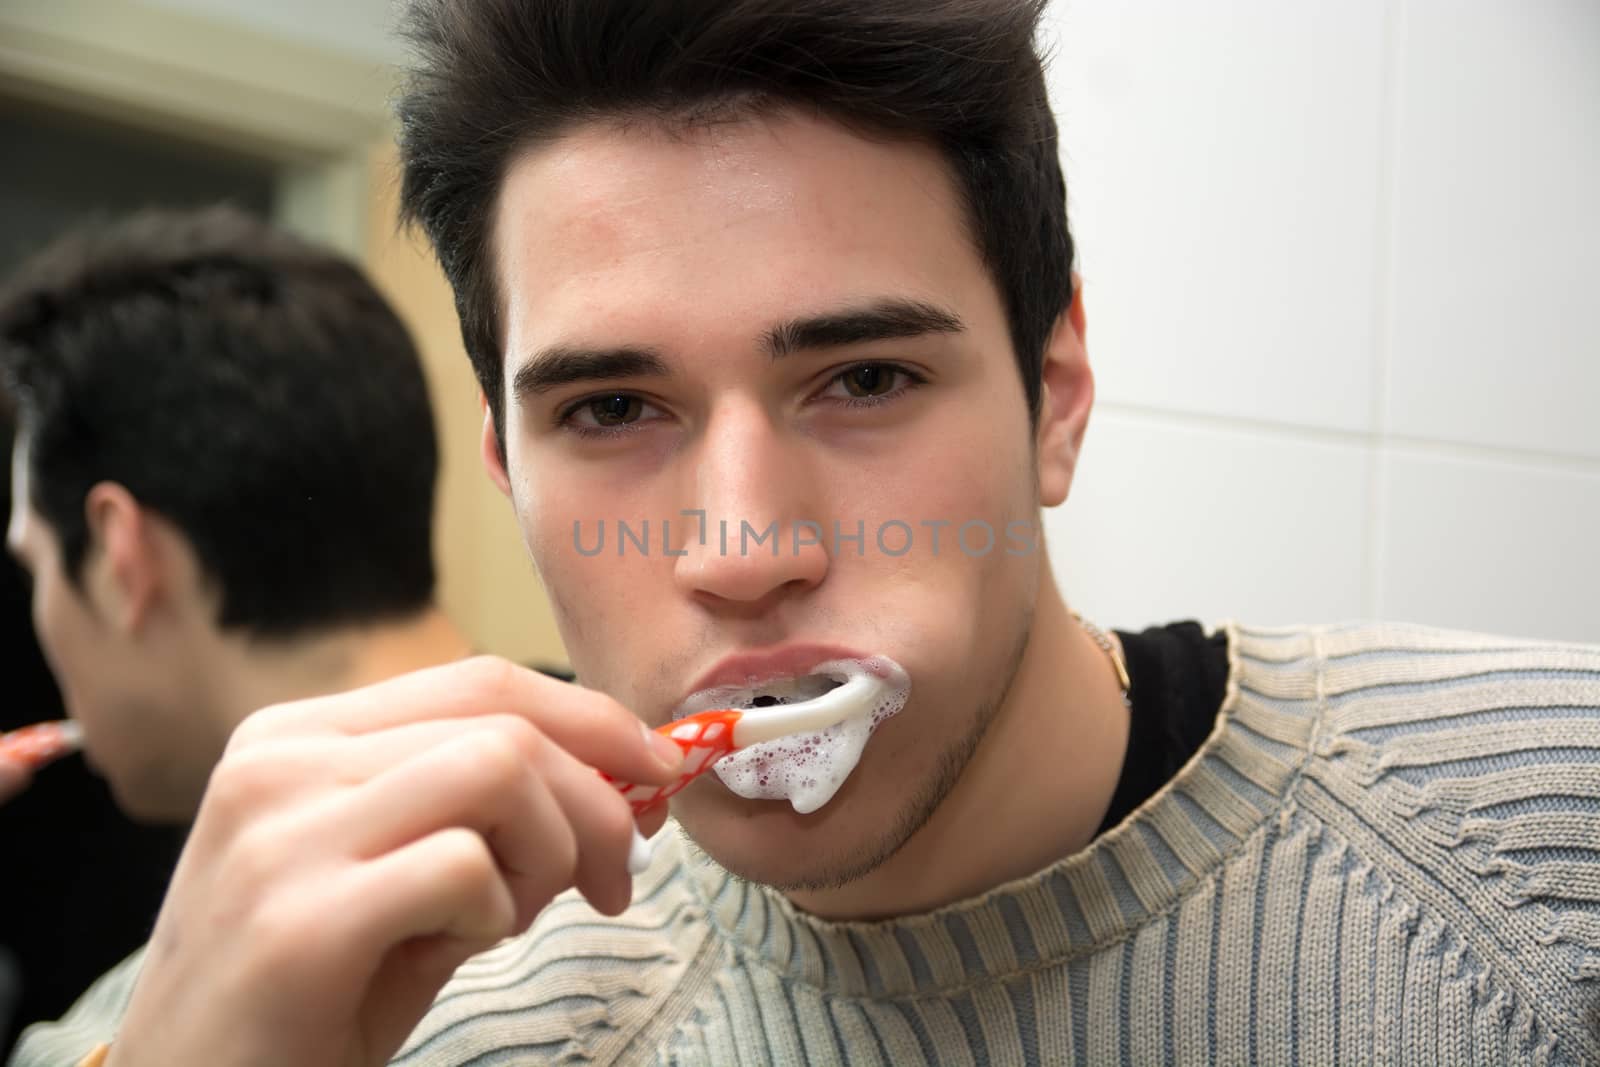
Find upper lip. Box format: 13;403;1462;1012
682;643;869;704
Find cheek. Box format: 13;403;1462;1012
840;412;1035;553
511;474;671;680
30;582;74;670
516;475;637;591
30;584;106;721
842;416;1038;675
514;493;562;571
508;454;607;599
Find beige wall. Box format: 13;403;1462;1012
364;142;569;667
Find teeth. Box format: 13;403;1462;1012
734;674;843;711
676;669;854;720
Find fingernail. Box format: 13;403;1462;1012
642;721;684;772
627;826;656;874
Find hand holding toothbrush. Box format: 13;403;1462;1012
93;657;886;1067
105;657;685;1067
0;755;26;806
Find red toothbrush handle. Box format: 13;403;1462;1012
602;709;742;816
0;721;81;772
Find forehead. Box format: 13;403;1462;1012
492;110;1000;357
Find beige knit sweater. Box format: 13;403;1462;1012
16;622;1600;1065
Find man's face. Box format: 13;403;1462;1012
491;111;1049;888
7;440;179;818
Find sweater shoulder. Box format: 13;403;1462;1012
1285;619;1600;783
392;828;713;1067
1227;619;1600;752
10;946;145;1067
1269;621;1600;1053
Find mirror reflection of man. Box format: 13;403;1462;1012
0;410;139;1059
0;206;473;1053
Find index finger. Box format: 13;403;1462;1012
0;758;29;805
241;656;683;784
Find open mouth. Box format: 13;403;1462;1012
676;670;847;719
732;673;845;710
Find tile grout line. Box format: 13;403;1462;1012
1092;401;1600;478
1365;0;1406;622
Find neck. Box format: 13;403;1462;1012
217;606;473;725
326;606;476;692
188;605;472;774
785;566;1130;920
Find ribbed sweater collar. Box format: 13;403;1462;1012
676;622;1323;997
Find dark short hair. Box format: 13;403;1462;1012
0;205;440;637
396;0;1073;448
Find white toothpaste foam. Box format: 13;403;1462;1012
709;656;910;814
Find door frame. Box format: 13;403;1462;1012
0;0;392;255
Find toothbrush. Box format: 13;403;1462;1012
0;720;84;772
603;672;880;817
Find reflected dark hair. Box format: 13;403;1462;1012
0;205;440;637
396;0;1073;448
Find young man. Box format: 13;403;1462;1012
0;205;472;821
17;3;1600;1065
0;207;472;1053
0;405;190;1059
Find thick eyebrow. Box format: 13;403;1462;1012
510;298;965;401
511;346;671;400
762;299;965;359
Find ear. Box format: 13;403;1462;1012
81;482;161;632
1035;276;1094;508
479;393;512;497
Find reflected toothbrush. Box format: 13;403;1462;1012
0;720;84;772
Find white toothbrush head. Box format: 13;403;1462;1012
604;656;912;818
728;672;881;747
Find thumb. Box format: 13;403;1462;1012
0;757;32;806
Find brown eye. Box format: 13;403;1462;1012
588;395;643;426
841;364;895;398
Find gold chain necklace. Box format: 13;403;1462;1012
1074;612;1131;710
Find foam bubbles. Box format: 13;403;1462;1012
711;656;910;814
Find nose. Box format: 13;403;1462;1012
673;401;829;609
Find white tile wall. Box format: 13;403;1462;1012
1044;0;1389;434
1047;409;1371;632
1042;1;1600;645
1386;0;1600;461
1379;450;1600;643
